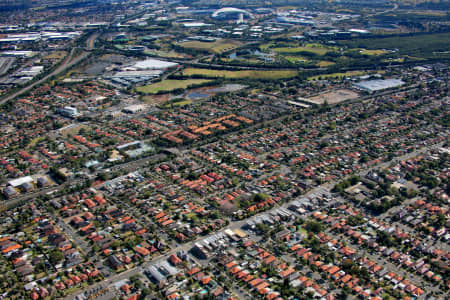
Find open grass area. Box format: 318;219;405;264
268;43;338;56
165;99;192;107
359;49;389;56
308;70;367;81
284;56;309;63
182;68;298;79
59;124;91;138
382;57;405;63
178;39;242;54
28;137;46;148
316;61;336;67
272;46;329;55
136;79;212;94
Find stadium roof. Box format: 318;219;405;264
212;7;253;19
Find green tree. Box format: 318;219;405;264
49;249;64;265
305;221;323;233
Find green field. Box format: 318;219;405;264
165;99;192;107
178;39;242;54
182;68;298;79
316;61;336;67
263;42;336;56
359;49;389;56
273;46;330;55
284;56;309;63
136;79;212;94
308;71;367;81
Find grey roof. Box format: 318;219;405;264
146;266;166;282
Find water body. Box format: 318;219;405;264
186;92;210;99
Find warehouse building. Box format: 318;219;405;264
353;79;405;92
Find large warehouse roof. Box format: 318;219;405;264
353;79;404;92
132;58;179;70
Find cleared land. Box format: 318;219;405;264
136;79;212;94
178;39;242;54
182;68;298;79
304;89;359;105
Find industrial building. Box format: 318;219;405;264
122;104;148;114
132;58;179;70
106;58;179;87
353;79;405;92
58;106;81;118
117;141;154;158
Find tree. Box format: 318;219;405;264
254;193;269;202
376;231;395;247
141;288;150;298
49;249;64;265
305;221;323;233
35;262;46;273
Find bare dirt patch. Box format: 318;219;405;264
306;89;359;105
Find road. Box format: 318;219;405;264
373;3;398;16
0;32;97;105
0;49;89;105
0;57;14;76
86;33;99;51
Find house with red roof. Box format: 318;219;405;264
135;246;150;256
169;254;182;266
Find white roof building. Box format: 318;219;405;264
354;79;405;92
8;176;33;187
132;59;178;70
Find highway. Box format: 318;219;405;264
0;32;97;105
